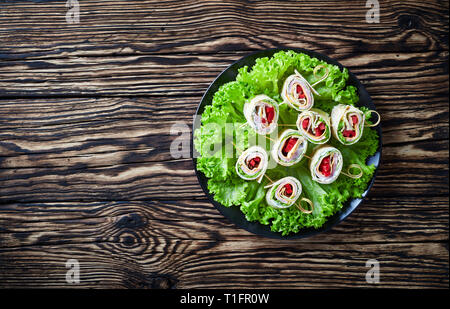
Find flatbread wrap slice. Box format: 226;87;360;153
281;73;314;111
297;108;331;144
309;145;343;184
265;176;302;209
331;104;365;145
243;94;279;135
271;129;308;167
235;146;269;182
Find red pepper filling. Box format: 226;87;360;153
319;155;332;177
342;130;356;138
314;122;326;137
281;137;298;156
262;106;275;125
303;118;325;137
247;156;261;170
283;183;293;197
296;85;306;99
302;118;309;130
342;115;358;138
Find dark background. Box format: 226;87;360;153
0;0;448;288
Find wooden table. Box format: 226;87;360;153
0;0;448;289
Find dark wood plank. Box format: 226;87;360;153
0;196;447;245
0;241;447;288
0;0;448;61
0;51;447;97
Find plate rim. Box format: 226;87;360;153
191;47;382;240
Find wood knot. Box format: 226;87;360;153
398;14;421;30
123;272;178;289
120;232;136;247
116;213;146;230
148;274;178;289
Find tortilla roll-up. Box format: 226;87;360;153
281;73;314;111
243;94;279;135
297;108;331;144
265;176;302;209
331;104;365;145
271;129;308;166
310;146;343;184
235;146;268;182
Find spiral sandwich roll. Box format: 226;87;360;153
281;73;314;111
266;176;302;209
272;129;308;167
235;146;269;182
310;146;343;184
243;94;279;135
297;108;331;144
331;104;365;145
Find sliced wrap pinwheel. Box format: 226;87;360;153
243;94;279;135
271;129;307;167
331;104;365;145
310;146;343;184
297;108;331;144
235;146;268;182
265;176;302;209
281;72;314;111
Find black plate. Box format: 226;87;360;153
191;48;382;240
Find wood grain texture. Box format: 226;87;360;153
0;198;448;288
0;51;448;97
0;0;448;289
0;197;447;245
0;0;448;61
0;241;447;288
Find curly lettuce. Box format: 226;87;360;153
194;50;379;236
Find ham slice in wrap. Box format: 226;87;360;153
331;104;365;145
243;94;279;135
271;129;307;167
297;108;331;144
235;146;268;182
309;146;343;184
